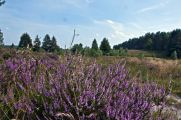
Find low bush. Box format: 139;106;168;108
0;54;168;119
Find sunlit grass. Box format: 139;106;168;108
95;56;181;97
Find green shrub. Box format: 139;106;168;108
171;50;177;60
3;52;12;60
89;49;102;57
119;48;128;56
137;53;145;59
110;50;119;56
82;47;102;57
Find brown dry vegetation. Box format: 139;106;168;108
95;56;181;97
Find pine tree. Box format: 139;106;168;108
100;38;111;55
51;36;59;52
91;39;98;50
71;43;83;54
33;35;41;52
42;34;51;52
0;29;4;47
18;33;32;48
42;35;59;52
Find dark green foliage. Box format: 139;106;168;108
89;49;102;57
71;43;83;54
18;33;32;48
55;48;64;55
11;43;15;48
110;48;128;56
114;29;181;58
81;46;90;56
169;29;181;58
0;0;5;6
100;38;111;55
3;52;11;60
109;50;119;56
42;34;59;52
153;32;170;51
82;39;103;57
42;34;51;52
51;36;60;52
33;35;41;52
0;29;4;47
145;38;153;50
81;47;103;57
91;39;98;50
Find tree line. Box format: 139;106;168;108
1;32;127;57
114;29;181;58
70;38;127;57
18;33;60;53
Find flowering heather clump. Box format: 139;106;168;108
0;54;167;120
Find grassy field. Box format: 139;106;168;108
94;56;181;97
127;49;167;58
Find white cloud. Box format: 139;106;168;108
96;33;100;37
137;0;170;13
106;20;114;24
93;19;132;45
94;19;127;37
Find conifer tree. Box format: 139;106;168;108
33;35;41;52
91;39;98;50
0;29;4;47
100;38;111;55
18;33;32;48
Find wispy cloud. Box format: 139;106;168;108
1;0;181;47
93;19;132;44
0;11;75;46
137;0;170;13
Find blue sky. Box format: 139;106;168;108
0;0;181;47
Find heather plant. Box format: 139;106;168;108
0;53;168;120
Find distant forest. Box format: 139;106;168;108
114;29;181;58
